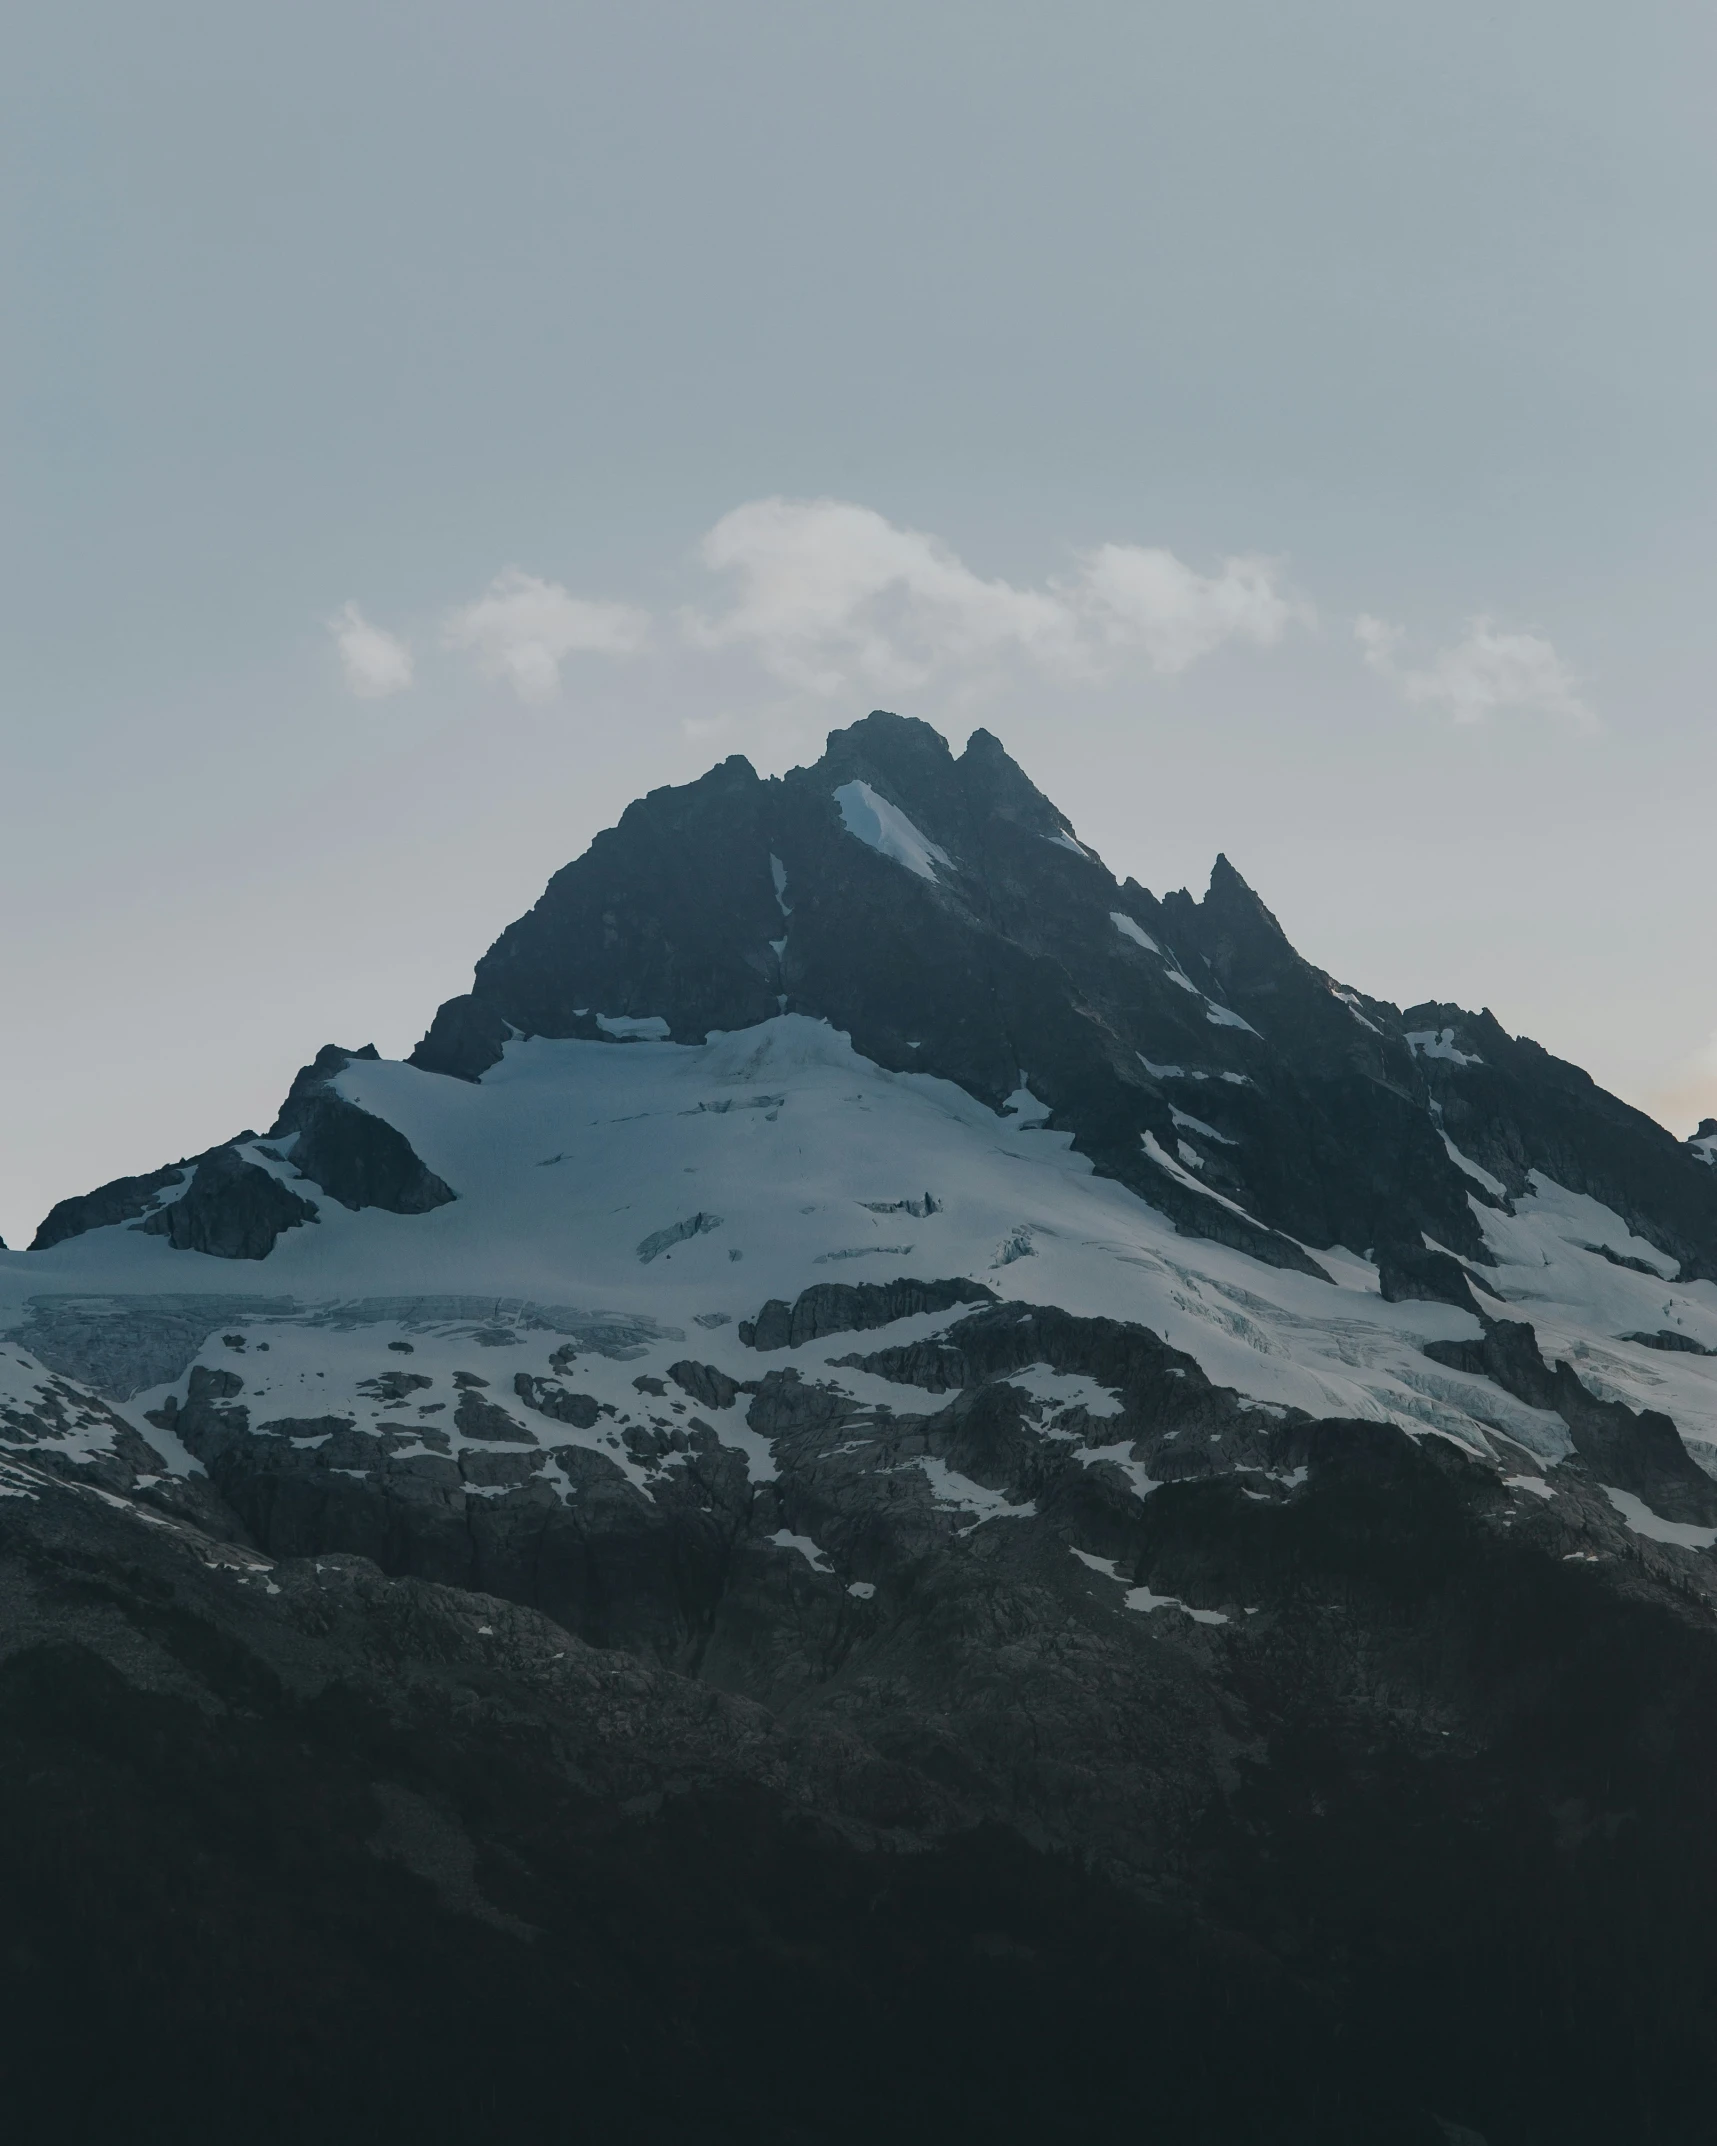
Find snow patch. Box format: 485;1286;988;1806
769;1527;833;1573
1069;1547;1226;1621
833;781;951;884
1001;1081;1051;1125
1005;1364;1126;1420
1407;1028;1483;1066
914;1455;1036;1531
1443;1136;1508;1200
1171;1107;1235;1146
1110;912;1159;953
1127;1585;1228;1625
1602;1486;1717;1549
1073;1439;1160;1500
597;1013;671;1041
1332;988;1382;1034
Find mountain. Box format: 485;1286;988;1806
6;712;1717;2144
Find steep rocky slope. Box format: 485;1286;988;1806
6;713;1717;2144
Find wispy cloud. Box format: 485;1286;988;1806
330;602;413;699
686;497;1299;695
443;568;650;702
1356;614;1594;730
1079;541;1297;674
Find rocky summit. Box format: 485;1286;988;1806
6;712;1717;2145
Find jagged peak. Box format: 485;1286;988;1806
272;1042;381;1122
825;709;953;762
1202;853;1292;943
957;725;1082;842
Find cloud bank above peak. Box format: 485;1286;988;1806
329;499;1590;742
685;497;1300;694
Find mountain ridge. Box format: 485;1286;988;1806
6;711;1717;2142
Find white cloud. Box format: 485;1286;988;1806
1357;613;1594;730
444;568;650;702
1079;542;1296;673
330;602;413;699
687;497;1297;695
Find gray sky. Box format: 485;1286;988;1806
4;0;1715;1248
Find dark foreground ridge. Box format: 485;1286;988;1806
7;1364;1717;2146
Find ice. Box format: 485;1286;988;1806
1126;1585;1228;1625
1602;1486;1717;1550
1110;911;1159;953
1406;1028;1484;1066
1443;1136;1507;1200
1001;1080;1051;1124
1171;1107;1234;1145
1331;987;1382;1034
1140;1131;1265;1230
769;1527;833;1572
1069;1547;1225;1620
913;1455;1036;1529
1072;1440;1160;1499
596;1014;671;1041
1003;1363;1126;1420
833;781;951;884
12;1008;1688;1504
1515;1174;1680;1279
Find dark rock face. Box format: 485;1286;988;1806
0;1460;1593;2146
1406;1000;1717;1282
15;1310;1717;2141
137;1145;319;1260
1376;1239;1488;1314
413;753;784;1077
406;710;1715;1282
267;1044;456;1214
1626;1329;1717;1356
1424;1315;1717;1522
514;1372;602;1428
30;1160;189;1251
739;1277;998;1350
453;1384;535;1442
24;1044;452;1258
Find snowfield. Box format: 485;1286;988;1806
6;1014;1717;1501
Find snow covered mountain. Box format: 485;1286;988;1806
7;712;1717;2144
